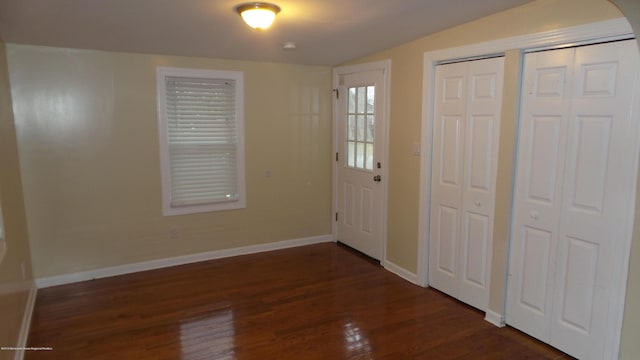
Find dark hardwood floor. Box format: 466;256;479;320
26;243;572;359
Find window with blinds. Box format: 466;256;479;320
156;67;246;216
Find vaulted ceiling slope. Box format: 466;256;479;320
0;0;534;66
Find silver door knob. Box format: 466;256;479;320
530;211;539;220
475;201;481;207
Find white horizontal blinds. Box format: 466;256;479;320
165;76;239;207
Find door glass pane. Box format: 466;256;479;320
347;141;355;167
348;88;356;113
357;115;365;141
346;85;375;171
357;87;365;113
356;142;365;168
367;87;375;113
366;115;374;142
366;143;374;170
348;115;356;141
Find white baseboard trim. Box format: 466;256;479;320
14;284;37;360
36;234;333;288
485;309;506;328
383;260;419;285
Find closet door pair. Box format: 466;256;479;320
429;57;504;311
506;40;640;360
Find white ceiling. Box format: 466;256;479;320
0;0;534;66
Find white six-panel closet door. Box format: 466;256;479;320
507;40;640;360
429;61;467;298
550;40;639;359
429;57;504;311
505;47;574;342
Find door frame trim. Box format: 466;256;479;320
418;17;635;359
333;60;391;263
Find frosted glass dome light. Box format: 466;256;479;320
236;3;281;30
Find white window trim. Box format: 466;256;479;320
156;67;246;216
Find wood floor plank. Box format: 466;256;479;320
25;243;572;359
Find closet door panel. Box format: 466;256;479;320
519;226;553;314
433;205;458;278
506;47;574;341
430;57;504;311
459;57;504;310
429;62;467;297
550;40;640;360
461;212;490;286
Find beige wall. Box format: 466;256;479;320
6;46;333;279
0;38;34;359
350;0;640;358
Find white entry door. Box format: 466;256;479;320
335;64;388;260
506;40;640;360
428;57;504;311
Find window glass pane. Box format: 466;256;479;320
356;142;365;168
357;115;365;141
357;87;365;113
347;141;355;167
348;115;356;141
348;88;356;113
366;143;374;170
366;115;374;142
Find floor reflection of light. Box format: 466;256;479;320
179;309;236;360
343;322;372;355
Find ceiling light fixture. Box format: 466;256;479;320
282;42;296;50
235;2;281;31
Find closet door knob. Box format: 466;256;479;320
530;211;539;220
474;201;481;207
